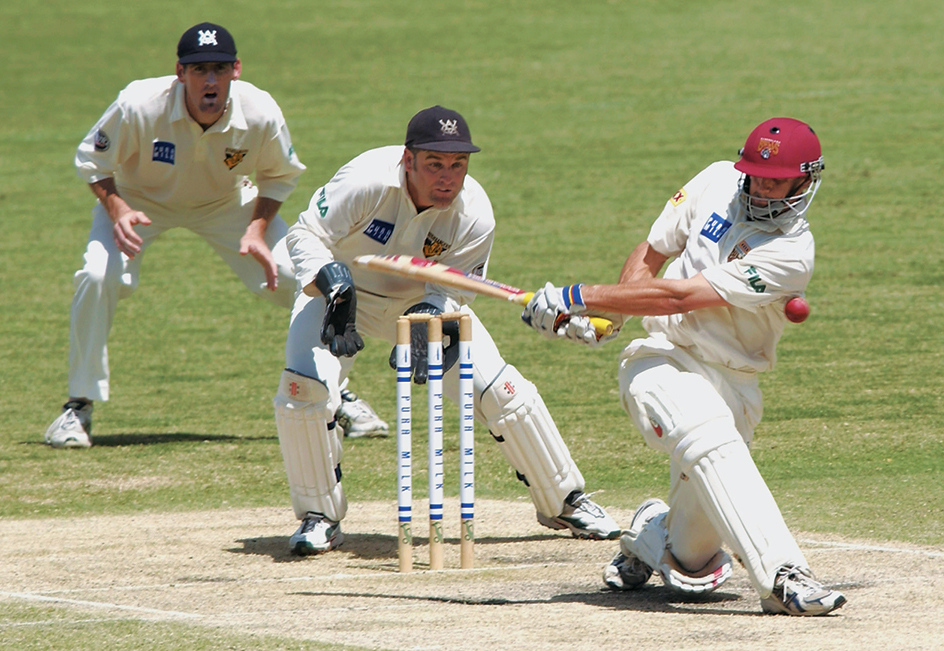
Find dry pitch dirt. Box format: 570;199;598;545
2;499;942;650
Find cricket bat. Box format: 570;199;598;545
353;254;615;337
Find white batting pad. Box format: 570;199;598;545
623;359;806;597
680;434;807;598
479;365;584;517
621;507;732;594
620;509;669;570
274;369;348;522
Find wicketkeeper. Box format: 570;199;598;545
274;105;619;554
522;118;846;616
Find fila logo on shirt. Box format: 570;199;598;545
744;265;767;293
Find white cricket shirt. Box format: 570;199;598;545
638;161;815;373
288;146;495;307
75;75;305;218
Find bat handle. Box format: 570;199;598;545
519;292;615;338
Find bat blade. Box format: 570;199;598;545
353;254;614;337
354;255;527;301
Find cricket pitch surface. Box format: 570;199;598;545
2;499;942;650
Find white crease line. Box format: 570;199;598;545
0;592;201;619
1;618;136;629
800;539;944;558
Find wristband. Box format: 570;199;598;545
562;284;586;310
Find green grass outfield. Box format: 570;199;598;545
1;0;942;648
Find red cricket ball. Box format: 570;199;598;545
784;297;810;323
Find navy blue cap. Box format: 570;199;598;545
405;106;480;153
177;23;237;64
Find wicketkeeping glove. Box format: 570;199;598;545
387;302;460;384
314;261;364;358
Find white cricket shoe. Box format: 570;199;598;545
289;512;344;555
602;498;667;590
603;551;654;590
536;491;620;540
761;565;847;616
336;389;389;438
44;400;93;449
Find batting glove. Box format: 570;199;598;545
521;282;586;339
558;314;620;347
315;261;365;358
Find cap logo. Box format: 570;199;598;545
757;137;780;159
439;119;459;136
197;29;218;47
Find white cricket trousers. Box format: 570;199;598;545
68;186;295;401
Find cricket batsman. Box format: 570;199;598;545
522;118;847;616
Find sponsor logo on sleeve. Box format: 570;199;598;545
314;187;328;217
670;188;687;206
744;265;767;293
423;233;451;258
700;212;732;243
152;141;176;165
94;129;111;152
224;147;248;170
364;219;395;244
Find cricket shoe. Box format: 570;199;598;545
336;389;389;438
289;512;344;555
536;491;620;540
603;551;654;590
44;400;93;449
760;565;847;616
602;498;667;590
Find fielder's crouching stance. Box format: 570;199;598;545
522;118;846;615
274;106;618;555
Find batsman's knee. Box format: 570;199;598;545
622;360;738;461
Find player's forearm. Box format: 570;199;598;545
582;281;684;316
582;275;725;316
89;178;132;223
250;196;282;225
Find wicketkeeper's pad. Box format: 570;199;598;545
274;369;348;522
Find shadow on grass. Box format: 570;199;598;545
228;531;568;564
